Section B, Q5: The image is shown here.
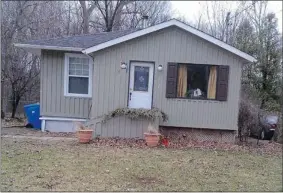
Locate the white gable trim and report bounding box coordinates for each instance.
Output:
[14,43,83,52]
[82,19,256,62]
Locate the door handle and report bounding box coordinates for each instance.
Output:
[129,92,132,100]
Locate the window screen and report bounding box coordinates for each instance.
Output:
[67,56,90,95]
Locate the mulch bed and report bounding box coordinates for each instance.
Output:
[89,137,282,156]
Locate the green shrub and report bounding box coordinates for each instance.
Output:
[101,107,168,123]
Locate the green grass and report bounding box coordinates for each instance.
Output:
[1,138,282,191]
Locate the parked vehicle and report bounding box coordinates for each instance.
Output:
[250,115,278,142]
[259,115,278,140]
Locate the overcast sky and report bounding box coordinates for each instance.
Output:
[171,1,282,32]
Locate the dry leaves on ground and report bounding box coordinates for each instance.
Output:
[90,137,282,156]
[2,117,26,127]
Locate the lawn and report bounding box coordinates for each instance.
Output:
[1,137,282,192]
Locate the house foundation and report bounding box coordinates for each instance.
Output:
[159,126,236,144]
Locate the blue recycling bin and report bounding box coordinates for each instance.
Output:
[24,103,41,129]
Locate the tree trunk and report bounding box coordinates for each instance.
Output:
[79,0,89,34]
[67,1,71,35]
[11,94,20,118]
[260,60,268,109]
[260,98,265,109]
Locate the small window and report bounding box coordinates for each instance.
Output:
[133,66,150,91]
[177,64,217,99]
[64,53,92,97]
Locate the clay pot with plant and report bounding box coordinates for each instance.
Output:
[76,122,93,143]
[144,122,161,147]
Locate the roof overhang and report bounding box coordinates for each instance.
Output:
[14,19,256,63]
[82,19,257,63]
[14,43,83,55]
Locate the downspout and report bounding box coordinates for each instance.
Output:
[82,51,96,138]
[83,52,94,63]
[41,119,46,132]
[83,51,94,121]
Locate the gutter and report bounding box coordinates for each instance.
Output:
[14,43,84,52]
[83,52,95,61]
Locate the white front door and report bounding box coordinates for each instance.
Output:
[128,62,154,109]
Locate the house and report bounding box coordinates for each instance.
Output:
[15,19,256,143]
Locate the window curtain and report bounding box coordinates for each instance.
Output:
[207,66,217,99]
[177,65,187,97]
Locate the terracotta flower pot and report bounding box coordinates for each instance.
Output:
[77,130,93,143]
[144,132,161,147]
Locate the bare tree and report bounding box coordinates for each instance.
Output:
[86,1,172,32]
[122,1,172,29]
[1,1,41,117]
[79,1,96,34]
[1,1,69,117]
[88,0,130,32]
[192,1,247,43]
[2,52,40,118]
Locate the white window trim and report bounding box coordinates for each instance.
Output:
[64,53,93,98]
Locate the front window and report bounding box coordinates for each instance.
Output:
[64,53,92,97]
[177,64,217,99]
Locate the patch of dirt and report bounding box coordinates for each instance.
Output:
[2,117,26,127]
[41,131,76,138]
[1,127,76,138]
[91,137,146,148]
[134,176,164,185]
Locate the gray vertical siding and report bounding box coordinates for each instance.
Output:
[40,26,244,137]
[91,26,244,134]
[40,50,92,118]
[95,117,150,138]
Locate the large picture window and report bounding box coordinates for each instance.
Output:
[166,63,229,101]
[64,53,92,97]
[177,64,218,99]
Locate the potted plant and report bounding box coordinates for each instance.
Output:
[144,123,161,147]
[76,122,93,143]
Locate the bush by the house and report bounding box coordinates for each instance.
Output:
[238,99,282,143]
